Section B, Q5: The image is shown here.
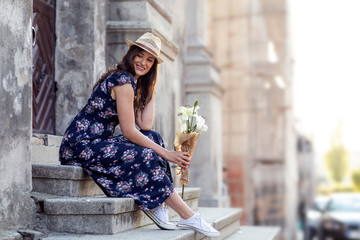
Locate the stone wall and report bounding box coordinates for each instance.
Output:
[0,0,34,230]
[55,0,106,135]
[184,0,224,207]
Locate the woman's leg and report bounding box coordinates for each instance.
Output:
[139,131,193,218]
[165,191,195,219]
[166,190,220,237]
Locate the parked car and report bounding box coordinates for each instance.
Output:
[319,193,360,240]
[305,196,330,240]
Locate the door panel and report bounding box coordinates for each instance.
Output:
[32,0,56,134]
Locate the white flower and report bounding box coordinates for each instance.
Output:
[179,113,189,123]
[179,122,188,133]
[193,105,200,114]
[177,106,192,116]
[194,115,208,132]
[177,105,199,116]
[176,100,207,133]
[177,116,188,132]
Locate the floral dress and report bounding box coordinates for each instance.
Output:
[59,71,174,210]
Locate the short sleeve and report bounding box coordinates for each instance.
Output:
[105,71,137,98]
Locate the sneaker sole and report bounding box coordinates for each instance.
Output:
[177,224,220,237]
[143,210,177,230]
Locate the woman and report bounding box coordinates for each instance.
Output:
[59,32,219,237]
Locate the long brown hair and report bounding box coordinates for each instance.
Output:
[93,45,158,114]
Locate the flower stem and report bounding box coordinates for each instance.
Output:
[189,101,198,133]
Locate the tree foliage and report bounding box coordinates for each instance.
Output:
[324,121,349,184]
[352,170,360,191]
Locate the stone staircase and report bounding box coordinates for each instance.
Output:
[28,135,280,240]
[32,164,104,197]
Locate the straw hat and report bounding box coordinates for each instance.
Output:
[126,32,163,63]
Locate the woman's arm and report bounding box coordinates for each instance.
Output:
[113,84,190,168]
[135,94,155,131]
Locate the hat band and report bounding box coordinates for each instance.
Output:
[135,42,159,58]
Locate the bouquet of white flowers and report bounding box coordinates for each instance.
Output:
[174,101,207,197]
[176,100,208,134]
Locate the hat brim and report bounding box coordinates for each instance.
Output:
[126,39,164,63]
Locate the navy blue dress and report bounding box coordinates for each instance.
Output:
[59,71,174,210]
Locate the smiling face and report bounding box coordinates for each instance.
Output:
[133,50,155,80]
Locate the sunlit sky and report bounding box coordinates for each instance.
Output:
[290,0,360,159]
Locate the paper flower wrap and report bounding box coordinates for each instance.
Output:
[174,101,207,186]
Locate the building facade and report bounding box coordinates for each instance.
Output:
[207,0,297,238]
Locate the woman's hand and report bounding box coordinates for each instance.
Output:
[165,151,191,168]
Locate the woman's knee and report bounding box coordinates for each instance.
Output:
[141,130,164,144]
[141,129,158,135]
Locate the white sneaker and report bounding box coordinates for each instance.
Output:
[177,213,220,237]
[143,204,176,230]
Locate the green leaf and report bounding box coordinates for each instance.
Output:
[192,124,197,132]
[324,121,349,184]
[352,170,360,191]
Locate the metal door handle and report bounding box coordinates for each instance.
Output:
[32,27,36,47]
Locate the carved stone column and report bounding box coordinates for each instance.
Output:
[185,0,224,207]
[55,0,106,135]
[0,0,33,230]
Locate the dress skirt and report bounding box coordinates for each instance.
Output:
[61,130,174,210]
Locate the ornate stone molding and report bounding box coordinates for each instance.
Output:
[185,81,225,99]
[145,0,172,23]
[107,21,178,61]
[109,0,172,24]
[106,0,178,62]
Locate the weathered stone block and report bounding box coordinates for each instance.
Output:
[55,0,106,135]
[31,135,62,164]
[43,197,144,234]
[17,229,43,240]
[0,0,33,231]
[44,198,136,215]
[0,231,23,240]
[42,188,200,234]
[32,164,104,197]
[39,207,242,239]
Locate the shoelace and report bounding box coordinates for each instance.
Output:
[197,214,212,231]
[160,206,169,222]
[153,205,169,222]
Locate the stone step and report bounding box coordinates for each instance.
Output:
[0,230,43,240]
[0,231,22,240]
[32,163,105,197]
[40,207,242,240]
[33,187,201,235]
[225,226,281,240]
[32,134,63,164]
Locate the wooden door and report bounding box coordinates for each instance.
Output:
[32,0,56,134]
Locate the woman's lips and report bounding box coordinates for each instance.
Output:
[136,64,145,71]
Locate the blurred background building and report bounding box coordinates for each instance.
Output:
[208,1,299,239]
[0,0,309,239]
